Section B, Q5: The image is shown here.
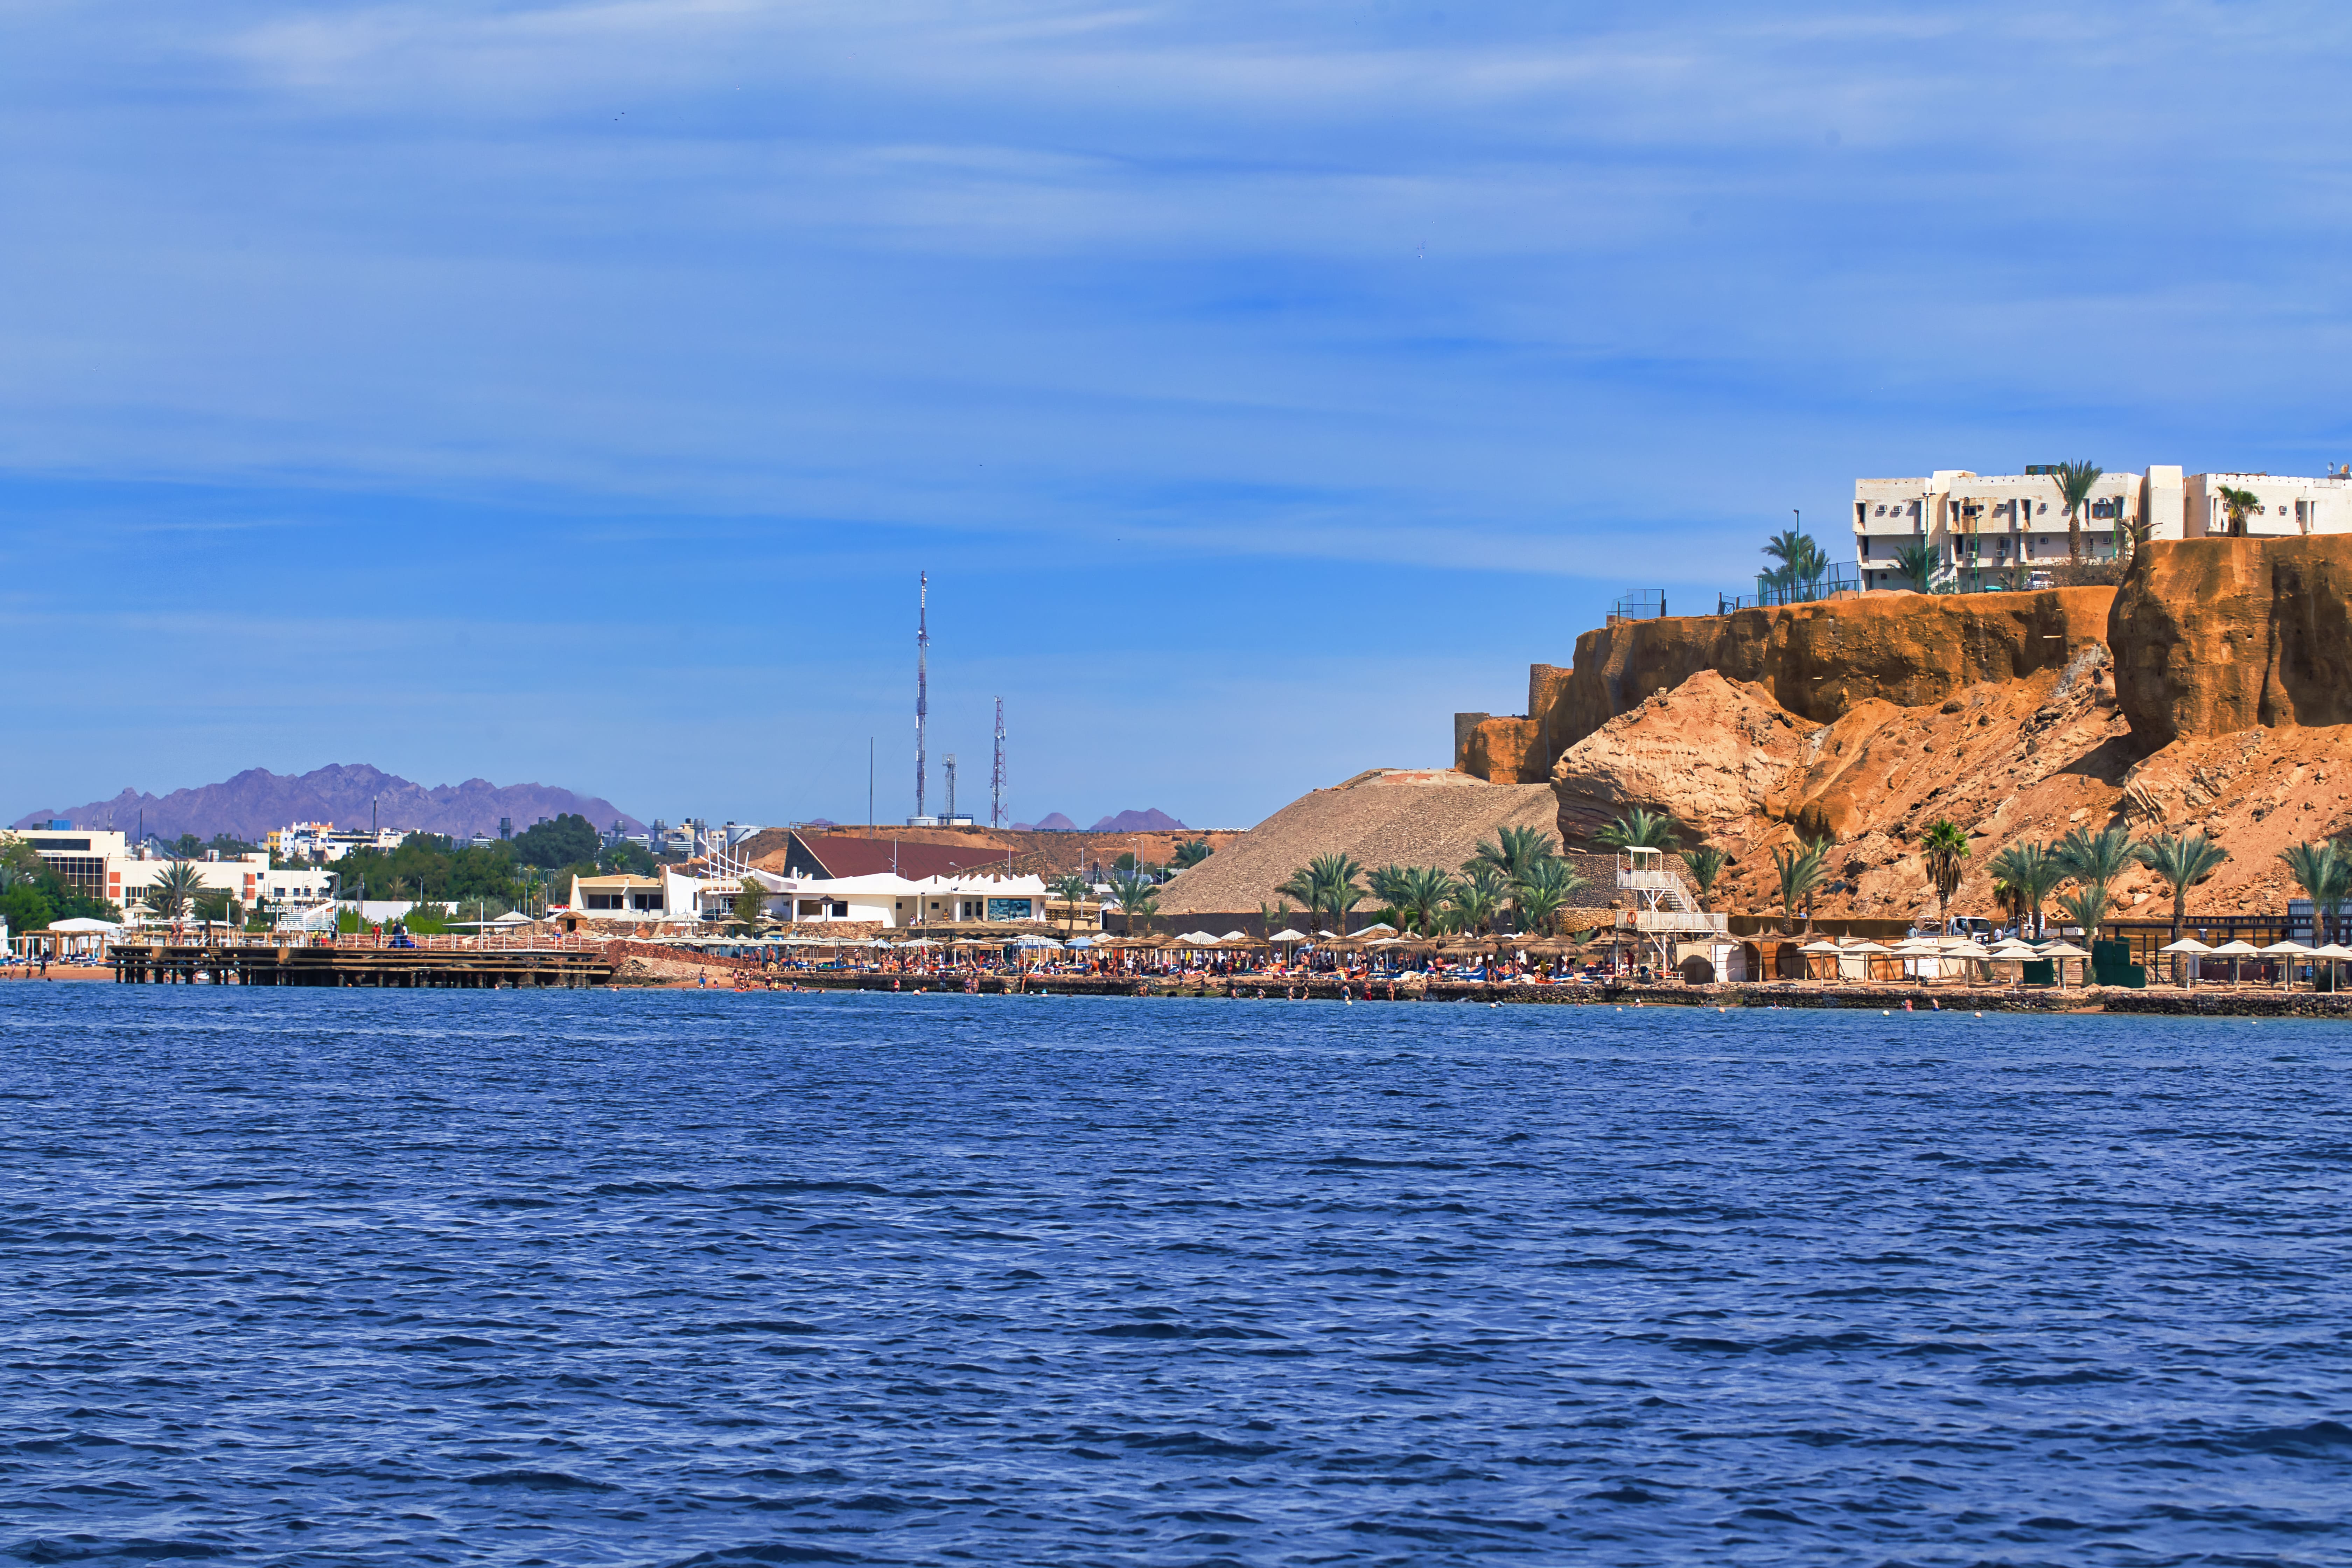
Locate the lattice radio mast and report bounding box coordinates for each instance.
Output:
[990,697,1005,828]
[914,572,929,822]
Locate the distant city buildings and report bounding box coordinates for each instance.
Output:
[15,827,322,919]
[267,822,406,862]
[1853,465,2352,593]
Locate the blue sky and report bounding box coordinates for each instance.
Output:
[6,2,2351,829]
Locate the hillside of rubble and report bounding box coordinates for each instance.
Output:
[1462,535,2352,922]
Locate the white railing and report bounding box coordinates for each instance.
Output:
[1622,910,1729,933]
[1618,865,1702,913]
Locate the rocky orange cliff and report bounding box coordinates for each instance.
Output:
[1460,536,2352,923]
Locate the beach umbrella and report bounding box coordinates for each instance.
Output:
[2036,938,2092,986]
[1267,928,1310,944]
[2261,939,2310,990]
[2159,935,2213,987]
[2310,941,2352,994]
[2208,938,2261,986]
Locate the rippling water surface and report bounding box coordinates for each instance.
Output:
[5,985,2351,1566]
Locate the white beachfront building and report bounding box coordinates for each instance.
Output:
[562,867,1048,928]
[1854,465,2352,593]
[7,827,328,923]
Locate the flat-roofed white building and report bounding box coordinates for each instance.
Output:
[8,827,321,921]
[557,868,1048,929]
[1855,463,2352,593]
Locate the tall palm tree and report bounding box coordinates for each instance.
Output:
[1762,526,1829,600]
[1366,863,1414,917]
[1920,819,1971,929]
[1471,826,1558,885]
[1682,846,1727,909]
[1986,840,2062,939]
[2056,883,2112,950]
[2136,832,2228,943]
[2052,460,2104,562]
[1106,866,1158,938]
[1048,873,1091,937]
[2056,824,2137,890]
[1594,808,1681,853]
[1892,540,1931,591]
[1770,840,1827,934]
[1285,851,1364,936]
[1511,857,1590,938]
[2281,840,2348,947]
[1449,865,1505,940]
[2217,484,2261,538]
[1397,866,1457,936]
[148,860,204,923]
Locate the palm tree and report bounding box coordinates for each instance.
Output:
[2281,840,2348,947]
[1172,839,1213,869]
[1920,819,1971,929]
[1106,866,1158,938]
[1594,808,1681,853]
[1396,866,1457,935]
[1445,875,1499,937]
[1762,526,1829,601]
[2052,460,2104,562]
[1284,851,1364,936]
[1511,857,1589,937]
[2056,824,2137,890]
[1892,540,1931,591]
[1366,863,1414,918]
[1471,826,1558,885]
[1770,840,1827,934]
[1683,846,1727,909]
[1986,840,2061,938]
[1048,873,1091,937]
[2056,882,2112,950]
[148,860,204,923]
[2217,484,2261,538]
[2136,832,2228,943]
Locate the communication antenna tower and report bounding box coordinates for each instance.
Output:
[991,697,1005,828]
[914,572,929,821]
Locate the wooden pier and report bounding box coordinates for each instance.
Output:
[112,933,612,988]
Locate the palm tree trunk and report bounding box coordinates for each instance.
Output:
[2069,507,2081,562]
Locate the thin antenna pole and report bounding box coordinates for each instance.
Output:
[869,738,875,838]
[991,696,1005,829]
[915,572,929,822]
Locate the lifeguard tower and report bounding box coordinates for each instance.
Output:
[1615,845,1731,977]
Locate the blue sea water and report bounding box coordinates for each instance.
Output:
[2,986,2350,1567]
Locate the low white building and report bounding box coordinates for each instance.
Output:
[559,867,1048,928]
[9,828,321,922]
[1854,464,2352,593]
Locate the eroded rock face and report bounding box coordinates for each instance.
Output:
[2113,536,2352,744]
[1542,588,2115,762]
[1463,716,1543,783]
[1551,671,1808,841]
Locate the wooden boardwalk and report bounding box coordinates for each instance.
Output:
[113,934,611,988]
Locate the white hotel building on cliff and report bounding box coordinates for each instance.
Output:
[1854,466,2352,593]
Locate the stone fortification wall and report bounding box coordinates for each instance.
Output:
[2112,534,2352,744]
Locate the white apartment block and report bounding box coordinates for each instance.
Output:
[1854,465,2352,593]
[11,828,330,921]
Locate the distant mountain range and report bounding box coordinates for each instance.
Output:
[13,764,645,843]
[1011,808,1188,833]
